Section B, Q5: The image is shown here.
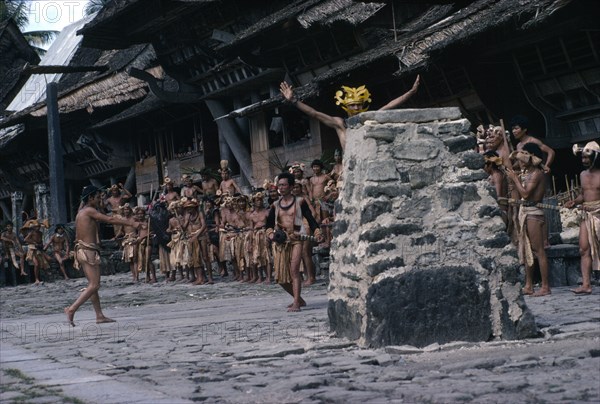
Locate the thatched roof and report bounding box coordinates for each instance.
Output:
[91,91,165,129]
[0,124,24,149]
[0,41,160,130]
[220,0,574,118]
[0,20,40,114]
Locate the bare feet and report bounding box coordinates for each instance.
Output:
[303,278,316,286]
[287,298,306,308]
[96,316,116,324]
[571,287,592,295]
[20,271,27,276]
[287,304,301,312]
[64,307,75,327]
[522,288,534,296]
[532,288,551,297]
[193,279,206,285]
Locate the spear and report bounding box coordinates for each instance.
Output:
[552,175,557,196]
[565,175,571,200]
[144,214,151,276]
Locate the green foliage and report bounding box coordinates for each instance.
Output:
[1,0,57,56]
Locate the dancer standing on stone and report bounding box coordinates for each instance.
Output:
[65,185,139,326]
[506,144,551,297]
[280,76,419,151]
[566,141,600,295]
[23,220,51,285]
[266,172,322,312]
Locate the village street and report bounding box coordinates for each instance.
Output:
[0,271,599,403]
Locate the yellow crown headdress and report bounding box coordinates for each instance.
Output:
[334,85,372,114]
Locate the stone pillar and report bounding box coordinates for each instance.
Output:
[34,183,50,223]
[328,108,537,348]
[10,191,23,230]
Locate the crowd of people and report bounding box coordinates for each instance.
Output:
[479,116,600,297]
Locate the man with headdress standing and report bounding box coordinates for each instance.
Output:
[566,141,600,295]
[44,224,71,280]
[162,177,180,204]
[280,76,419,151]
[65,185,139,326]
[23,219,51,285]
[180,174,202,199]
[201,168,219,197]
[104,183,132,239]
[506,143,550,297]
[219,160,242,196]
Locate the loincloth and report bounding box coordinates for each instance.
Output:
[122,232,137,263]
[158,244,172,273]
[187,238,201,268]
[517,206,545,267]
[73,241,101,270]
[26,244,50,269]
[582,200,600,271]
[136,239,150,273]
[272,237,303,284]
[252,228,270,267]
[167,231,188,267]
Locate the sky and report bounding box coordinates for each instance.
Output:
[24,0,90,46]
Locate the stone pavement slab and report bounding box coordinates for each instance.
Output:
[1,273,599,403]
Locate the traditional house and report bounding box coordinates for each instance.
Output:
[78,0,598,189]
[2,0,598,223]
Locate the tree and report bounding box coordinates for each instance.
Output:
[0,0,58,56]
[85,0,112,16]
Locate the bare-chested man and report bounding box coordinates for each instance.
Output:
[23,220,51,285]
[330,149,344,187]
[166,201,186,281]
[182,198,212,285]
[266,173,323,312]
[201,169,219,196]
[566,141,600,295]
[248,191,270,283]
[134,206,156,284]
[506,143,550,297]
[280,76,419,151]
[44,225,70,280]
[227,195,250,281]
[65,185,139,326]
[511,115,555,174]
[162,177,180,204]
[292,183,317,285]
[104,183,132,238]
[180,175,202,199]
[219,161,242,196]
[119,204,139,282]
[1,222,26,277]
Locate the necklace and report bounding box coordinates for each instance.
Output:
[278,197,295,211]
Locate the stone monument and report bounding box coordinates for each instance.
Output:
[328,108,537,348]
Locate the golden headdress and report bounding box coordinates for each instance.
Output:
[168,201,180,212]
[183,198,199,208]
[163,177,173,186]
[133,206,146,215]
[334,85,371,115]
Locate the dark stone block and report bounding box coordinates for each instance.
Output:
[341,272,362,282]
[365,183,412,198]
[458,152,485,170]
[409,165,441,189]
[333,219,349,236]
[411,233,437,246]
[417,125,433,135]
[397,196,431,218]
[479,233,511,248]
[365,126,405,142]
[366,242,396,257]
[360,200,392,225]
[438,120,470,135]
[359,223,422,243]
[328,299,362,340]
[348,157,356,171]
[440,185,466,211]
[479,257,495,272]
[443,135,476,153]
[478,205,501,218]
[365,266,492,347]
[458,171,489,182]
[367,256,405,277]
[415,252,439,266]
[342,254,358,265]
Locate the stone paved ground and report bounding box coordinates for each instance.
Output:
[1,272,599,403]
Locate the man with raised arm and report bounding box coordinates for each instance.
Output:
[280,76,419,150]
[64,185,139,327]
